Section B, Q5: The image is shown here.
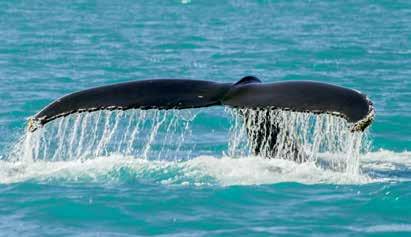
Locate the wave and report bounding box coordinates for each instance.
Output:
[1,150,409,186]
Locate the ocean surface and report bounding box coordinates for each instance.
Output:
[1,0,411,236]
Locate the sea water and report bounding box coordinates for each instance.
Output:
[0,0,410,236]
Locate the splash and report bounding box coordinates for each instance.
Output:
[6,108,370,182]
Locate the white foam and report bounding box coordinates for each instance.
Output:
[362,149,411,168]
[184,155,372,186]
[1,150,409,186]
[351,224,411,233]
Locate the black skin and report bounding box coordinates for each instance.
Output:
[30,76,373,161]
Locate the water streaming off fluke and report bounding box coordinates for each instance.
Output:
[8,108,369,175]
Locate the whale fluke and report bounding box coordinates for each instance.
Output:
[28,77,374,132]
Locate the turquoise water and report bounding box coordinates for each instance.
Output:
[1,0,411,236]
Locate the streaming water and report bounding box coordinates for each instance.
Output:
[7,108,368,175]
[228,108,368,173]
[9,110,198,162]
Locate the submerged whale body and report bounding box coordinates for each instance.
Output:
[28,76,375,159]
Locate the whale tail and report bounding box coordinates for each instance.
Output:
[28,76,375,133]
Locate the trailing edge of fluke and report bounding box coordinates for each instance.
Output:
[28,76,375,133]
